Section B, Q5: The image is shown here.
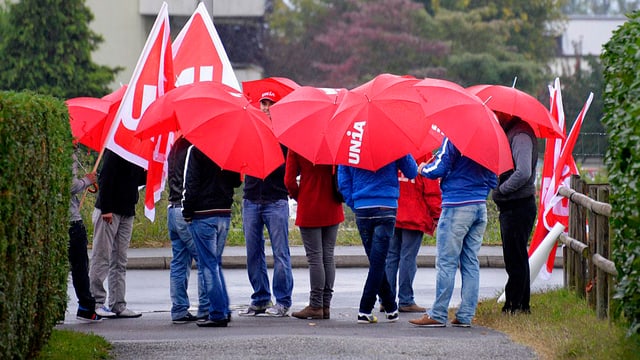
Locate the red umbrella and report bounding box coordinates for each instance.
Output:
[242,77,300,107]
[66,85,127,151]
[467,84,563,139]
[270,86,347,164]
[134,81,240,139]
[414,78,514,175]
[326,73,426,171]
[171,81,285,179]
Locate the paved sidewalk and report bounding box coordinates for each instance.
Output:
[124,245,563,269]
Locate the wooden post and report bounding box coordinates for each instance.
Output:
[586,185,598,309]
[574,177,587,298]
[567,176,579,291]
[596,186,611,320]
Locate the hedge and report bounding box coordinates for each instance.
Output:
[601,11,640,335]
[0,91,72,358]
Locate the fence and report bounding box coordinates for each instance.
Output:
[557,175,616,320]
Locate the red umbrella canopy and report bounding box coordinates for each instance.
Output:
[66,85,127,151]
[171,82,285,179]
[134,81,241,139]
[270,86,347,165]
[414,78,514,175]
[467,84,563,139]
[326,73,426,171]
[242,77,300,107]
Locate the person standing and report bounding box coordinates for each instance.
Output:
[285,151,344,320]
[167,136,209,324]
[182,144,242,328]
[409,138,497,327]
[239,92,294,317]
[338,154,418,324]
[89,149,146,318]
[492,113,538,315]
[69,147,101,323]
[384,163,441,313]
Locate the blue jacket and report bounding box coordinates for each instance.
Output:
[338,154,418,210]
[420,138,497,207]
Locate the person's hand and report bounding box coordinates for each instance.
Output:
[85,172,97,184]
[417,162,427,174]
[102,212,113,224]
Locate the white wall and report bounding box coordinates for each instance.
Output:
[560,16,627,56]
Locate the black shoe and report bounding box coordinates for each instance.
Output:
[196,318,228,327]
[173,313,198,324]
[76,307,102,323]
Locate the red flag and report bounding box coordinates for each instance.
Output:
[529,77,593,277]
[103,3,174,221]
[172,3,240,90]
[137,3,241,220]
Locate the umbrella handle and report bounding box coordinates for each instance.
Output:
[79,149,104,208]
[87,182,99,193]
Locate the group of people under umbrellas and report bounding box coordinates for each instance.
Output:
[67,74,561,327]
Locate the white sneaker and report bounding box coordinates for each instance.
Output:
[115,308,142,318]
[95,305,116,318]
[263,303,289,317]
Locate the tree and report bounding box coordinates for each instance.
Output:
[429,7,548,95]
[265,0,449,88]
[559,56,606,157]
[0,0,120,99]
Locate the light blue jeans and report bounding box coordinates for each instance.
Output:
[188,215,231,321]
[242,199,293,308]
[428,204,487,324]
[385,228,423,307]
[168,206,209,320]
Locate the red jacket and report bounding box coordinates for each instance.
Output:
[284,151,344,227]
[396,170,442,235]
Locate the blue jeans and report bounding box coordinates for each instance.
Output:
[168,207,209,320]
[354,207,398,314]
[428,204,487,324]
[242,199,293,308]
[188,215,231,321]
[385,228,423,307]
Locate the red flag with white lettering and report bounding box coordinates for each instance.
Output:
[103,2,174,221]
[529,78,593,278]
[172,3,240,90]
[136,3,241,220]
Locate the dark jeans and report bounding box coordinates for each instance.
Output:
[497,196,537,312]
[354,207,398,314]
[69,221,96,311]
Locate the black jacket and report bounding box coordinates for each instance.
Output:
[167,137,191,205]
[181,145,242,220]
[95,149,147,216]
[243,145,288,203]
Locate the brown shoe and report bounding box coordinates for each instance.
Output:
[379,304,385,313]
[399,304,426,313]
[409,314,445,327]
[323,307,330,319]
[292,306,323,320]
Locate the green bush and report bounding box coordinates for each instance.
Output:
[601,11,640,335]
[0,91,72,359]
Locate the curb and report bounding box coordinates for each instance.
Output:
[124,251,564,270]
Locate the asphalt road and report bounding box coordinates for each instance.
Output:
[57,266,563,359]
